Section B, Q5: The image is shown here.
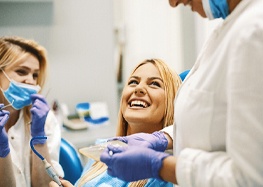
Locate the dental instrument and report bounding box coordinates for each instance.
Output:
[30,136,63,187]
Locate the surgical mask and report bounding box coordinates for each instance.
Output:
[0,69,41,110]
[202,0,229,20]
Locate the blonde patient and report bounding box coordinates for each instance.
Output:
[49,59,181,187]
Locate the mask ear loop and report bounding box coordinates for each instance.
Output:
[0,69,11,82]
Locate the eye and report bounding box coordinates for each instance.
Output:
[128,79,139,85]
[15,69,27,76]
[150,81,161,87]
[33,72,39,80]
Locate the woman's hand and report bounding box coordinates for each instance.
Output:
[0,105,10,157]
[30,94,50,144]
[109,131,168,152]
[49,179,74,187]
[100,145,169,181]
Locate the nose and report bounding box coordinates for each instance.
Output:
[134,87,146,96]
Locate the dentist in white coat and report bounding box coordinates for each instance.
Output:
[100,0,263,186]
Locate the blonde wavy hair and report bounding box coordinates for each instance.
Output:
[0,36,48,131]
[78,59,182,187]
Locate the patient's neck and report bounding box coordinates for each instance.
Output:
[126,122,163,135]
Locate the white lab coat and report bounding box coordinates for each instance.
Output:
[8,110,64,187]
[173,0,263,186]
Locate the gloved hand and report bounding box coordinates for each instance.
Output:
[0,104,10,157]
[100,145,170,182]
[109,131,168,152]
[30,94,50,144]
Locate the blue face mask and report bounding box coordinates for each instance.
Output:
[1,70,41,110]
[202,0,229,20]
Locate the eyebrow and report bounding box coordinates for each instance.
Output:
[15,65,40,72]
[130,76,163,82]
[148,77,163,83]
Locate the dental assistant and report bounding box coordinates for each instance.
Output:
[0,36,63,187]
[100,0,263,186]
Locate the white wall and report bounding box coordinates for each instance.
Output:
[0,0,118,126]
[114,0,184,84]
[113,1,223,85]
[0,0,222,129]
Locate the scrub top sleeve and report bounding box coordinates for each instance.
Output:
[161,125,173,141]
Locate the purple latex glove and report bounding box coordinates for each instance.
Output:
[0,104,10,157]
[30,94,50,144]
[109,131,168,152]
[100,145,170,182]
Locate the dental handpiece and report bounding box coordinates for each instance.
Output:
[43,159,63,187]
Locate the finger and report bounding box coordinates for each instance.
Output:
[100,148,111,164]
[0,110,10,116]
[31,99,42,109]
[30,107,37,115]
[61,179,74,187]
[108,136,127,144]
[107,168,116,177]
[31,94,48,105]
[31,99,49,111]
[0,114,9,127]
[107,144,126,153]
[49,181,58,187]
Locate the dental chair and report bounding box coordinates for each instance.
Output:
[59,138,83,184]
[179,69,190,81]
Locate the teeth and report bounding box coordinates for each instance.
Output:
[130,100,148,108]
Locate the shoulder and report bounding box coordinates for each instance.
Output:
[232,0,263,38]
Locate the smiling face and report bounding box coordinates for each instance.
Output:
[121,62,166,135]
[169,0,207,18]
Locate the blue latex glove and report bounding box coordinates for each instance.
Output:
[100,145,170,182]
[30,94,50,144]
[109,131,168,152]
[0,104,10,157]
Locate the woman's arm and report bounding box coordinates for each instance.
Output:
[159,155,177,184]
[30,95,63,187]
[31,143,54,187]
[0,154,16,187]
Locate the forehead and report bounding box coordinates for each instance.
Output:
[132,63,161,78]
[7,53,40,71]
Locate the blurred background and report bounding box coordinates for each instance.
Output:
[0,0,222,147]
